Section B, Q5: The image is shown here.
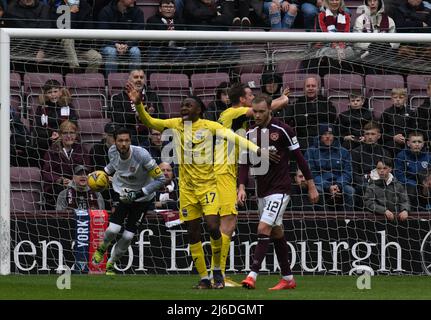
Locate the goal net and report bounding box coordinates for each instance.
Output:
[1,28,431,276]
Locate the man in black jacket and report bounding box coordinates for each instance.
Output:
[98,0,145,75]
[415,79,431,147]
[284,76,338,151]
[110,69,164,145]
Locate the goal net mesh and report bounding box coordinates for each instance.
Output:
[7,34,431,276]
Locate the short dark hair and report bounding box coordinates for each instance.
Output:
[252,94,272,107]
[159,0,175,5]
[228,83,249,105]
[113,127,132,140]
[363,121,380,131]
[408,131,424,139]
[349,93,364,100]
[377,157,393,169]
[215,81,230,100]
[185,95,206,113]
[42,79,62,93]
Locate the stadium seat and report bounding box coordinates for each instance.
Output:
[324,74,364,114]
[369,97,393,120]
[65,73,106,95]
[73,96,106,119]
[107,72,131,97]
[240,73,262,95]
[282,73,321,97]
[79,118,111,143]
[10,167,42,213]
[235,46,269,74]
[407,75,431,110]
[274,58,302,74]
[191,72,230,107]
[149,73,191,116]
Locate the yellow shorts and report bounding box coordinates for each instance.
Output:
[216,174,238,217]
[179,181,220,222]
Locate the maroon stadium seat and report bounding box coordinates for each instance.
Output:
[79,118,111,143]
[191,72,230,107]
[407,75,431,109]
[65,73,106,95]
[282,73,321,97]
[10,72,23,110]
[324,74,364,114]
[107,72,132,96]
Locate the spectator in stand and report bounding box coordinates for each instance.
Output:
[263,0,298,30]
[391,0,431,59]
[51,0,103,73]
[304,124,354,211]
[228,0,252,28]
[146,129,163,164]
[381,87,417,157]
[205,81,231,121]
[152,162,179,210]
[314,0,355,60]
[337,93,373,150]
[89,122,116,210]
[111,69,164,145]
[284,76,338,151]
[418,169,431,210]
[183,0,232,30]
[364,157,409,221]
[10,108,35,167]
[415,79,431,147]
[351,121,390,205]
[97,0,145,75]
[261,71,284,118]
[353,0,398,60]
[301,0,324,30]
[289,169,321,211]
[4,0,52,69]
[394,131,431,212]
[56,164,105,211]
[33,80,78,166]
[42,120,91,210]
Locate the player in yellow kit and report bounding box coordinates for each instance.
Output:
[126,82,278,289]
[213,83,289,286]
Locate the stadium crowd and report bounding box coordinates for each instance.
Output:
[5,0,431,216]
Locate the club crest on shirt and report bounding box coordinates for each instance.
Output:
[270,132,279,141]
[422,161,429,169]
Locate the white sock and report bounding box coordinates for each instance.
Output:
[282,275,293,281]
[248,271,258,280]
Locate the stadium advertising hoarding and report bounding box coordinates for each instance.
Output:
[10,213,431,275]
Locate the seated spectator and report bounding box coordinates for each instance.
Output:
[33,80,78,166]
[42,120,91,210]
[285,76,338,151]
[111,69,164,145]
[263,0,298,30]
[314,0,355,60]
[301,0,324,30]
[353,0,398,60]
[183,0,232,30]
[56,165,105,211]
[10,108,35,167]
[289,169,321,211]
[351,121,390,202]
[415,79,431,147]
[304,124,354,211]
[53,0,102,73]
[337,93,373,150]
[394,131,431,211]
[152,162,179,210]
[391,0,431,59]
[205,81,230,121]
[89,122,116,210]
[98,0,145,75]
[4,0,52,70]
[418,169,431,210]
[261,71,283,100]
[381,87,416,156]
[364,157,409,221]
[147,129,163,163]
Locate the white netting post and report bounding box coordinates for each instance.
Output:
[0,29,11,275]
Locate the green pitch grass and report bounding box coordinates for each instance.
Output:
[0,275,430,300]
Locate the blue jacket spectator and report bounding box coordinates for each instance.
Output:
[305,124,354,210]
[394,149,431,187]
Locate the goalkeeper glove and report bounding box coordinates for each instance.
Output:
[120,189,145,203]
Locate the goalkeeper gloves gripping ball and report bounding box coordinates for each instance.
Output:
[120,189,145,203]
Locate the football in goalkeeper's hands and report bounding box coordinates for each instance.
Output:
[87,170,109,192]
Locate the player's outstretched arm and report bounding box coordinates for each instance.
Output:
[125,81,172,132]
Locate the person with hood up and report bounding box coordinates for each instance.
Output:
[364,157,410,221]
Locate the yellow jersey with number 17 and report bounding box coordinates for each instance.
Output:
[214,106,250,177]
[135,102,258,190]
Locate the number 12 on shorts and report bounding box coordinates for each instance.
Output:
[265,201,280,213]
[205,192,216,204]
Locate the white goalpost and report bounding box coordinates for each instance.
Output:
[2,28,431,276]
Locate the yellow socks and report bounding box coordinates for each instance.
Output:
[190,242,208,279]
[220,233,231,275]
[210,236,222,270]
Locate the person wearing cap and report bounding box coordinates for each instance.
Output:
[56,165,105,211]
[90,122,117,210]
[304,124,355,211]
